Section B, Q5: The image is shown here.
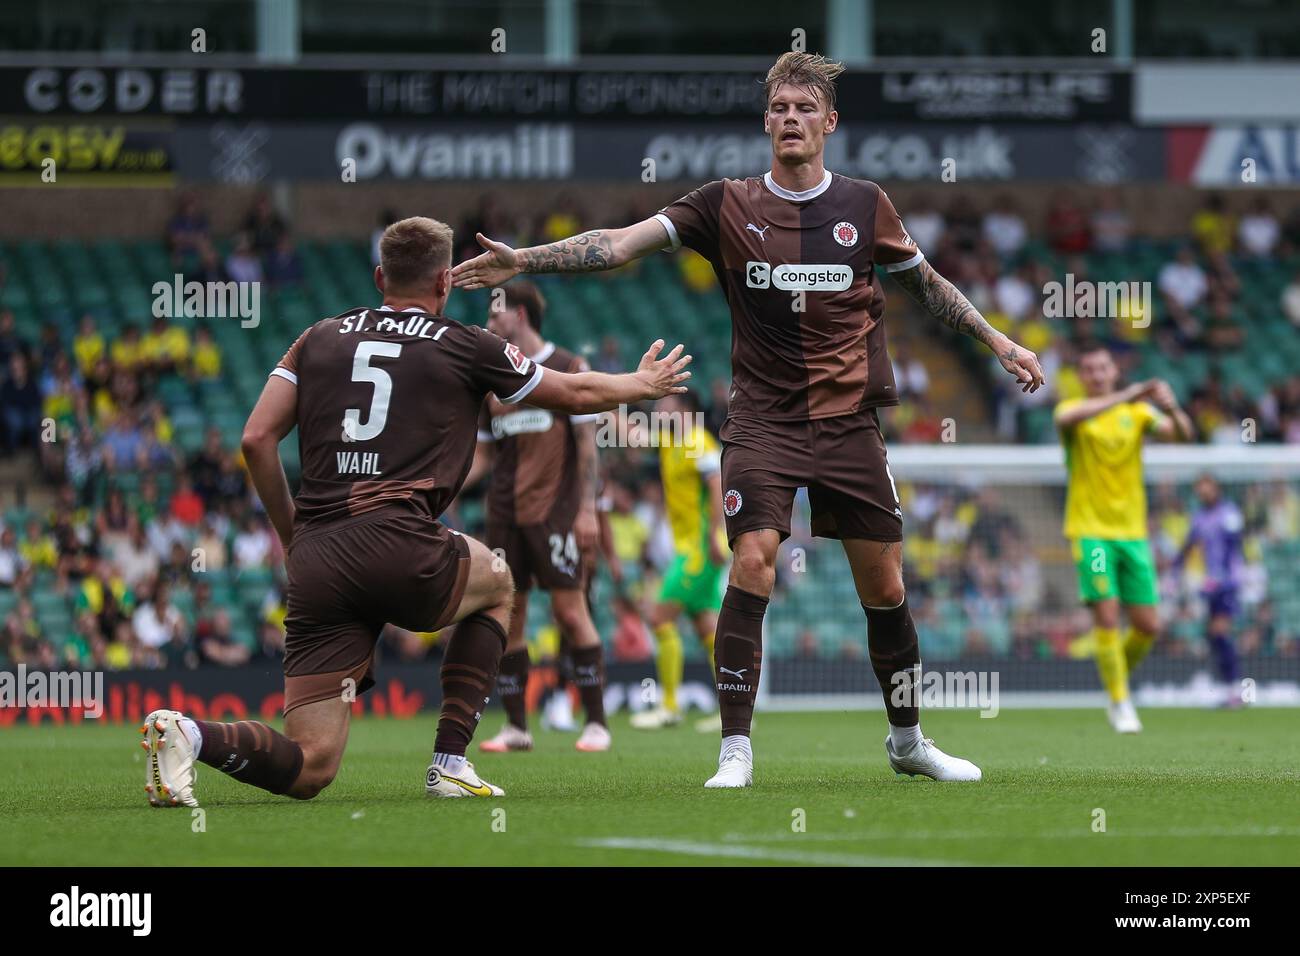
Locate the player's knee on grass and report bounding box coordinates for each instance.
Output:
[286,745,342,800]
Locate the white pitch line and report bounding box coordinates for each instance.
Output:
[720,825,1300,842]
[575,837,974,866]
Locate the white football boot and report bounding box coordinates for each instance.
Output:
[478,724,534,753]
[704,739,753,788]
[629,706,683,730]
[886,735,983,781]
[1107,698,1143,734]
[141,709,199,807]
[425,761,505,798]
[575,722,612,752]
[541,690,577,732]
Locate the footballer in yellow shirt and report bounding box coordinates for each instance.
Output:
[1055,345,1194,733]
[631,391,728,730]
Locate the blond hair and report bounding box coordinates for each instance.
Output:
[379,216,453,290]
[764,52,845,111]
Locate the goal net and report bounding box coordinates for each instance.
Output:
[755,444,1300,713]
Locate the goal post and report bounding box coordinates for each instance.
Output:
[758,443,1300,712]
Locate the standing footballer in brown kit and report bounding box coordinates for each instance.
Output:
[460,279,613,754]
[137,216,692,806]
[453,52,1045,787]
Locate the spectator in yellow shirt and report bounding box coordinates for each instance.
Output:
[190,325,222,380]
[41,353,80,432]
[110,323,146,371]
[539,193,583,244]
[141,316,190,373]
[72,314,105,376]
[19,517,58,571]
[1191,193,1235,256]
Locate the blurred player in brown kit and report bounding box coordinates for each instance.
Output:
[137,217,691,805]
[461,280,612,753]
[454,53,1044,787]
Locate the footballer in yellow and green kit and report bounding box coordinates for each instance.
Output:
[658,425,727,616]
[1059,397,1161,608]
[1056,346,1194,734]
[631,395,728,730]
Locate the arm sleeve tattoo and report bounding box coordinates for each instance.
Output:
[517,231,616,274]
[890,260,1008,354]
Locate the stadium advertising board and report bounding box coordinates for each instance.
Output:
[1168,125,1300,185]
[161,120,1164,183]
[868,69,1130,122]
[0,661,716,726]
[0,119,173,184]
[0,65,1132,123]
[6,657,1295,725]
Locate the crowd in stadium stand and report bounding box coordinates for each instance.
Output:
[892,189,1300,444]
[2,188,1300,668]
[0,193,303,671]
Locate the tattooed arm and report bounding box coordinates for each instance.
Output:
[890,260,1045,393]
[452,218,670,289]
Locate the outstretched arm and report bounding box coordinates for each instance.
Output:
[890,260,1045,393]
[452,218,671,290]
[526,339,692,416]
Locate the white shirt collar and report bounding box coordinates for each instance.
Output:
[530,341,556,363]
[378,304,428,313]
[763,169,833,202]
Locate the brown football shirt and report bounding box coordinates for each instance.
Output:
[655,171,922,421]
[478,342,596,528]
[273,305,544,531]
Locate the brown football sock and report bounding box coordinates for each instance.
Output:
[863,598,921,727]
[496,648,530,730]
[714,586,768,737]
[570,644,607,726]
[435,612,508,757]
[196,720,304,795]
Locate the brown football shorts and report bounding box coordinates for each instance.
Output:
[486,517,584,591]
[718,408,903,544]
[282,506,470,714]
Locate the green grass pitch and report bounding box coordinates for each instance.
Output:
[2,708,1297,866]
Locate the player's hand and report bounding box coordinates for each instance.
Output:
[995,337,1045,393]
[1126,379,1158,401]
[574,506,599,558]
[636,339,692,399]
[450,233,520,290]
[1148,379,1178,411]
